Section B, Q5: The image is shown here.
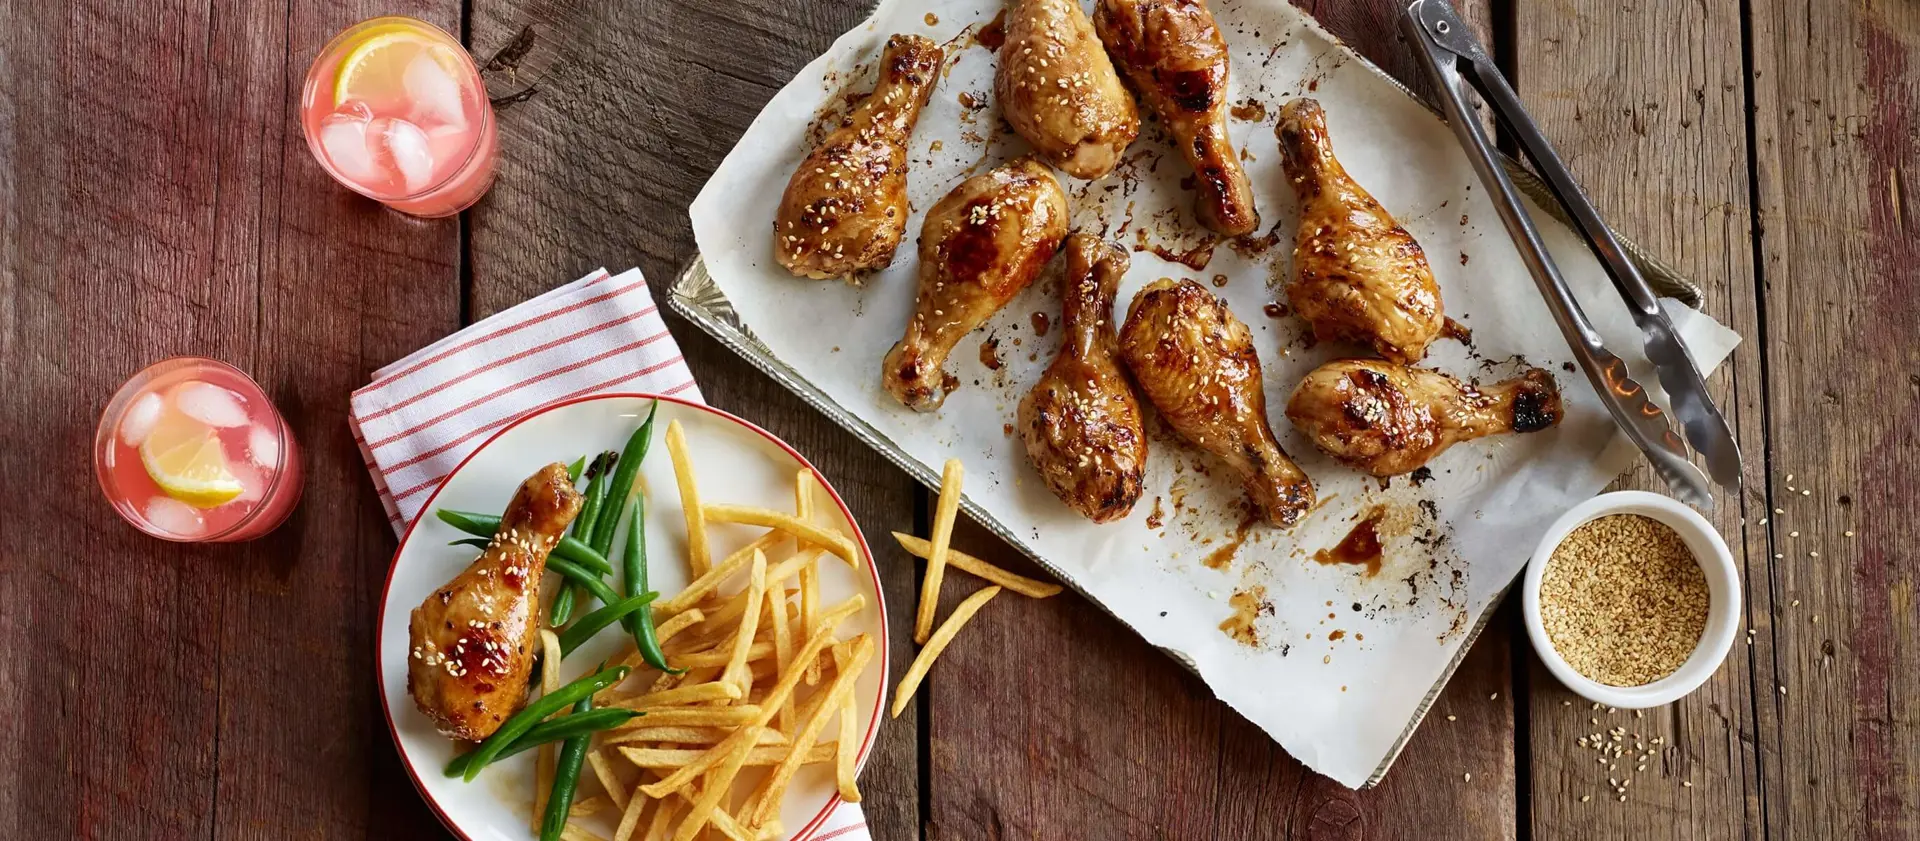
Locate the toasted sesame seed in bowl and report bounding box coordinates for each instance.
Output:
[1522,491,1741,709]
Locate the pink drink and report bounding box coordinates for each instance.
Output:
[300,17,497,217]
[94,358,305,542]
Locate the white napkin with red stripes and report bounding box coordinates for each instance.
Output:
[350,267,873,841]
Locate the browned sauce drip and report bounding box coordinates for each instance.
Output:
[1314,508,1386,576]
[1210,273,1229,288]
[1328,629,1346,641]
[1262,302,1289,318]
[1229,99,1268,122]
[1146,496,1167,529]
[976,9,1007,51]
[1202,512,1259,570]
[978,337,1003,370]
[924,12,939,25]
[957,91,979,110]
[1002,423,1014,437]
[1030,311,1050,336]
[1146,239,1216,271]
[1442,317,1473,344]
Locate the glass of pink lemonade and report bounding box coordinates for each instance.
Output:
[300,16,497,217]
[94,358,305,542]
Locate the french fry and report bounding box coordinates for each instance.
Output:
[588,748,631,812]
[796,471,823,686]
[721,550,768,695]
[569,795,612,817]
[667,641,774,670]
[702,504,860,569]
[612,786,649,841]
[613,726,789,746]
[535,629,565,828]
[666,420,710,576]
[891,532,1064,598]
[834,647,862,802]
[638,614,865,799]
[654,607,705,644]
[767,586,794,731]
[617,742,835,768]
[606,705,763,732]
[893,586,1001,718]
[747,635,875,828]
[560,824,611,841]
[635,795,679,841]
[915,459,965,644]
[621,681,742,708]
[672,725,762,841]
[655,535,780,616]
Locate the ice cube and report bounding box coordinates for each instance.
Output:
[174,381,249,427]
[369,117,435,193]
[229,464,266,504]
[403,50,467,128]
[318,112,380,184]
[120,391,165,447]
[248,425,280,467]
[145,497,206,537]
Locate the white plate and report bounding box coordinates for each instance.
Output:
[378,393,887,841]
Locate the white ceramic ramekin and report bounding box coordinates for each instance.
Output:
[1522,491,1741,708]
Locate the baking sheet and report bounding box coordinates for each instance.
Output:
[683,0,1739,787]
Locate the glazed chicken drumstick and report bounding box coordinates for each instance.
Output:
[997,0,1140,179]
[1094,0,1258,236]
[408,463,582,741]
[1278,97,1444,363]
[1119,278,1315,526]
[774,34,944,280]
[1018,234,1147,523]
[883,158,1069,411]
[1286,359,1564,477]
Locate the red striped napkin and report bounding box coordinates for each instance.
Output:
[350,268,699,533]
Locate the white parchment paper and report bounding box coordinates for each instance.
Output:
[689,0,1739,787]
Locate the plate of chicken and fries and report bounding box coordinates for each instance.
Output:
[378,395,930,841]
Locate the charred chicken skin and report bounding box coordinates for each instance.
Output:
[1277,98,1444,364]
[997,0,1141,179]
[883,158,1069,411]
[1019,234,1147,522]
[408,463,582,741]
[1094,0,1258,236]
[774,34,945,280]
[1285,359,1564,476]
[1119,278,1314,526]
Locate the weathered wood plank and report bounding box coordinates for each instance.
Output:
[0,0,462,838]
[923,2,1515,838]
[1510,1,1768,838]
[463,1,926,838]
[1746,1,1920,837]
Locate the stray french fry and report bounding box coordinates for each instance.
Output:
[703,504,860,569]
[618,742,835,768]
[915,459,965,644]
[614,726,789,746]
[891,532,1063,598]
[606,705,763,732]
[722,550,769,694]
[748,635,875,827]
[587,749,630,812]
[666,420,710,576]
[672,725,762,841]
[893,586,1001,718]
[639,615,865,799]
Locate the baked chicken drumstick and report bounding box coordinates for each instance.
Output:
[774,34,944,280]
[1278,97,1444,363]
[997,0,1140,179]
[883,158,1069,411]
[1094,0,1257,236]
[1119,278,1315,526]
[1018,234,1147,522]
[1285,359,1563,477]
[408,463,582,741]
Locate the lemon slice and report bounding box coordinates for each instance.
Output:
[141,417,244,508]
[332,25,462,108]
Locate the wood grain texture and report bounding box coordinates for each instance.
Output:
[461,1,926,838]
[0,0,460,839]
[1511,1,1768,838]
[1746,0,1920,838]
[923,2,1515,839]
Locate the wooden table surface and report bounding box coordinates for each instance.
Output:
[4,0,1915,838]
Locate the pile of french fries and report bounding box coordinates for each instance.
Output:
[543,419,875,841]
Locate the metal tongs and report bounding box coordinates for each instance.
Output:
[1402,0,1741,509]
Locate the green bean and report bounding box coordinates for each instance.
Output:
[434,509,613,575]
[460,665,629,782]
[442,708,638,778]
[589,401,659,553]
[556,452,619,626]
[547,557,622,607]
[557,592,657,657]
[541,696,593,841]
[448,537,489,550]
[624,502,677,673]
[565,456,586,484]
